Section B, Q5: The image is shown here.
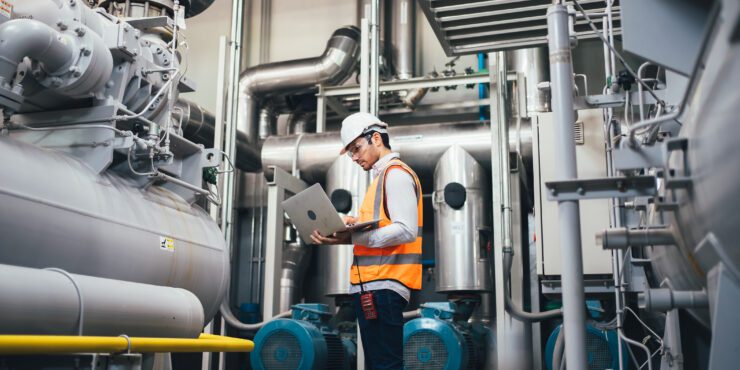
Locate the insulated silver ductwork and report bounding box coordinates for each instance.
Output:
[262,120,532,185]
[391,0,415,80]
[176,98,262,171]
[287,109,316,135]
[279,241,312,312]
[0,136,229,323]
[0,264,205,338]
[507,48,550,113]
[433,146,491,292]
[237,26,361,144]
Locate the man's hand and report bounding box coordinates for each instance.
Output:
[310,229,351,245]
[342,215,358,226]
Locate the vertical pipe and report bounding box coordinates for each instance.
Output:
[223,0,244,263]
[602,4,623,368]
[547,5,588,370]
[391,0,415,80]
[204,35,228,370]
[478,53,487,121]
[370,0,380,116]
[359,18,370,114]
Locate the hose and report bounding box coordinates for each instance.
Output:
[219,301,291,332]
[503,250,563,322]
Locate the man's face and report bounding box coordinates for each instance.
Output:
[346,133,379,171]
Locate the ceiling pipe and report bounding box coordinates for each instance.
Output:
[237,26,361,145]
[391,0,415,80]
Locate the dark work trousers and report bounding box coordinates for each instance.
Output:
[353,289,407,370]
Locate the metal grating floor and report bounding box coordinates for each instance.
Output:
[418,0,621,56]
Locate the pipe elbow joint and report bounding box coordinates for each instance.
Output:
[0,19,75,82]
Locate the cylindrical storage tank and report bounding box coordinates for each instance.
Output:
[0,264,204,337]
[433,146,491,292]
[318,156,369,296]
[0,136,228,322]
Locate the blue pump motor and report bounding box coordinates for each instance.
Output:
[251,304,356,370]
[403,302,489,370]
[544,323,626,370]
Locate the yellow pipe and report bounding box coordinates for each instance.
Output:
[0,333,254,355]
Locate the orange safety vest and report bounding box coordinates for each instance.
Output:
[350,158,423,290]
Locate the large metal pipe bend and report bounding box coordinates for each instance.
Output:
[237,26,360,144]
[239,26,360,97]
[0,19,75,83]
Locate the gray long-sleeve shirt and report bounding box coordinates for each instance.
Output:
[349,153,418,302]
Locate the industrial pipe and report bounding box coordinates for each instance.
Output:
[176,98,261,171]
[262,120,533,184]
[237,26,360,143]
[0,333,253,355]
[596,227,676,249]
[503,251,563,322]
[279,241,312,312]
[0,264,204,338]
[0,19,74,82]
[286,109,316,135]
[219,302,292,332]
[638,288,709,312]
[391,0,415,79]
[547,5,589,369]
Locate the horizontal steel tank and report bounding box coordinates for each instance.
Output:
[433,146,491,292]
[0,136,228,321]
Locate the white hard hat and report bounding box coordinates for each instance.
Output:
[339,112,389,154]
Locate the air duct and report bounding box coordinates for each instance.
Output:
[262,120,533,185]
[237,26,360,144]
[391,0,415,80]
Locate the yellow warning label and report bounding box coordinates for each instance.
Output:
[0,0,12,19]
[159,237,175,252]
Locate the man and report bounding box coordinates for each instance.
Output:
[310,112,422,370]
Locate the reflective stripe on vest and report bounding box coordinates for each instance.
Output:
[350,158,423,290]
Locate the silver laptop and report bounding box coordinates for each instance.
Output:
[282,183,380,244]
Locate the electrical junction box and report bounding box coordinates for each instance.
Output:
[532,109,613,278]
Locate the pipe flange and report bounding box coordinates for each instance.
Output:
[34,25,113,97]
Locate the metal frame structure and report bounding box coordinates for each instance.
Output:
[418,0,622,56]
[260,166,308,320]
[315,73,490,132]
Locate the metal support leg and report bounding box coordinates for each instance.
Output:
[547,5,588,369]
[660,309,684,370]
[262,166,307,319]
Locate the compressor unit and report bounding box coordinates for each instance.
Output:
[251,304,356,370]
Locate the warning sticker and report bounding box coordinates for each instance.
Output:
[0,0,12,19]
[159,237,175,252]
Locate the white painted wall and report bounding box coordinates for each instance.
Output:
[179,0,233,113]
